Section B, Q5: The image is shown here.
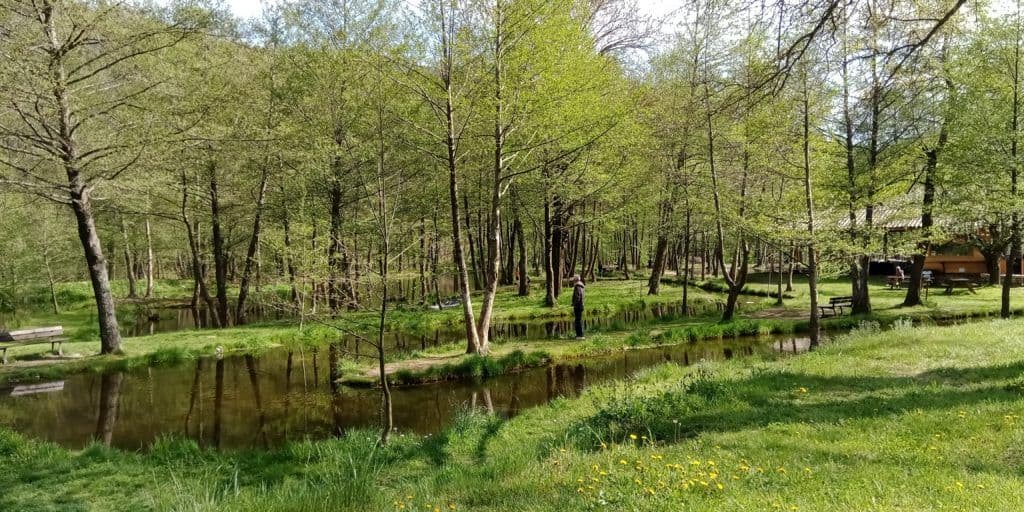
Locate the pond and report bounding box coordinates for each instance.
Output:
[0,333,817,451]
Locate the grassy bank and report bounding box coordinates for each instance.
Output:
[0,279,740,385]
[3,318,1024,510]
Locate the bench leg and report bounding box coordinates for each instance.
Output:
[52,341,63,357]
[1,347,6,365]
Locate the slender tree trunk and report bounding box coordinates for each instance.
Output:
[543,189,556,306]
[236,168,270,324]
[181,171,220,328]
[515,210,528,296]
[283,206,298,304]
[377,268,394,444]
[776,246,783,305]
[438,27,481,352]
[985,246,1002,285]
[328,179,345,313]
[786,243,795,292]
[647,231,669,295]
[71,188,123,352]
[42,244,60,314]
[463,194,482,291]
[1004,19,1023,318]
[144,218,154,298]
[419,219,427,304]
[801,69,821,346]
[840,15,871,315]
[209,165,230,327]
[552,196,566,294]
[904,139,941,306]
[682,208,691,314]
[120,217,137,299]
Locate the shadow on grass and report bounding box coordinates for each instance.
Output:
[571,360,1024,448]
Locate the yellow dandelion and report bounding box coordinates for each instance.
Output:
[630,434,638,440]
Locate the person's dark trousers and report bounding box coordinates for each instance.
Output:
[573,308,584,338]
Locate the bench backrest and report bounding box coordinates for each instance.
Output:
[829,296,854,304]
[0,326,63,342]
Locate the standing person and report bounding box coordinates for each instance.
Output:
[571,275,586,340]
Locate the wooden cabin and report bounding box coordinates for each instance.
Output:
[924,241,1023,276]
[838,196,1024,279]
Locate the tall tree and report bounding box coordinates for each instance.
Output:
[0,0,198,352]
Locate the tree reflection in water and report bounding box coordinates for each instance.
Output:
[94,371,122,446]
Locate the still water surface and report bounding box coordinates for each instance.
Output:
[0,334,814,451]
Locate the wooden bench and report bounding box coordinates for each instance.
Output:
[818,296,853,318]
[0,326,66,364]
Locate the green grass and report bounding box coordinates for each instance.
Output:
[3,317,1024,510]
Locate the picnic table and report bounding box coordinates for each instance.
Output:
[942,278,977,295]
